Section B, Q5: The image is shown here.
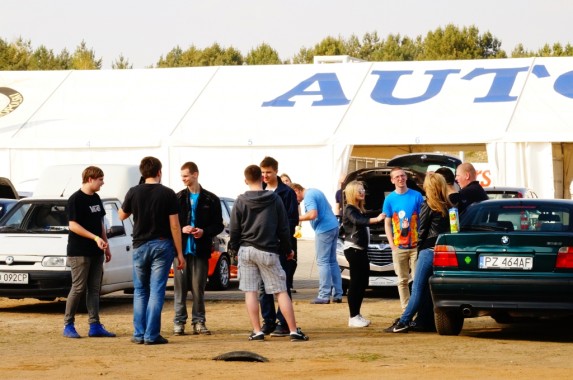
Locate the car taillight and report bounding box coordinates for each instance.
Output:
[556,247,573,269]
[433,245,458,267]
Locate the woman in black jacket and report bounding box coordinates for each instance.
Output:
[342,181,385,328]
[384,172,452,333]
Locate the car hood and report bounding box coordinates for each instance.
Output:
[0,177,19,200]
[387,153,461,176]
[0,234,68,256]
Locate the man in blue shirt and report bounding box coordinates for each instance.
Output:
[383,167,423,311]
[292,183,342,304]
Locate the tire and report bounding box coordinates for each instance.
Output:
[208,254,230,290]
[435,309,464,336]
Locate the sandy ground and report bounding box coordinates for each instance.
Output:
[1,240,573,379]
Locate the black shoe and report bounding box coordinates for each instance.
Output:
[384,320,409,333]
[144,335,169,345]
[332,298,343,303]
[290,328,309,341]
[270,324,290,337]
[131,337,144,344]
[261,322,276,335]
[248,331,265,341]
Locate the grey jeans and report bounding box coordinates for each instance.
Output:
[64,255,104,325]
[173,254,209,324]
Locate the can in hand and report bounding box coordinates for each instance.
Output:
[449,207,460,233]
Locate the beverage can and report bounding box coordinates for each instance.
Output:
[449,207,460,233]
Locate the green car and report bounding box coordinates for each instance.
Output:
[430,199,573,336]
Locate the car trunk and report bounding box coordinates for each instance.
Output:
[0,177,19,200]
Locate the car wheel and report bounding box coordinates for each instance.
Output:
[208,254,230,290]
[435,309,464,336]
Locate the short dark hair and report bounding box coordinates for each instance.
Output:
[82,166,104,184]
[260,156,278,171]
[139,156,162,179]
[244,165,262,183]
[435,167,455,185]
[180,161,199,174]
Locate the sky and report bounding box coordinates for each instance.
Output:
[2,0,573,69]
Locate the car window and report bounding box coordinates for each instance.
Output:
[104,202,126,237]
[0,203,31,229]
[464,203,570,232]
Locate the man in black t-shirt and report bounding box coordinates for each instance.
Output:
[63,166,115,339]
[119,156,185,345]
[450,163,489,215]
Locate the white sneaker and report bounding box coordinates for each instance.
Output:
[348,315,369,328]
[173,323,185,335]
[357,314,371,326]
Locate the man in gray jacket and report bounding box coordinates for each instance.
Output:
[229,165,308,342]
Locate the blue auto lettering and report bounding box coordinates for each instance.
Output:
[261,73,350,107]
[554,70,573,99]
[462,67,529,103]
[370,69,460,105]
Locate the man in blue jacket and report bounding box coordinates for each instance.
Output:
[259,156,299,337]
[173,162,224,336]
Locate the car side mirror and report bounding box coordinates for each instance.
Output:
[107,225,126,238]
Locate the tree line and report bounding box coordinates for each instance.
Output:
[1,24,572,70]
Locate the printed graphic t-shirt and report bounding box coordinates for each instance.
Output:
[382,189,423,249]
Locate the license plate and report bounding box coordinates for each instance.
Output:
[368,276,396,286]
[479,256,533,270]
[0,272,29,284]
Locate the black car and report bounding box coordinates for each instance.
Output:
[336,153,461,292]
[430,199,573,335]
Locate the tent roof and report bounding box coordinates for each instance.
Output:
[2,57,573,148]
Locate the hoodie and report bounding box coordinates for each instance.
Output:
[229,190,292,255]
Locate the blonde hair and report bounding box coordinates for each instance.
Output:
[423,173,451,217]
[344,181,365,213]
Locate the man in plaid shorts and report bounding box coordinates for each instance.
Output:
[228,165,308,342]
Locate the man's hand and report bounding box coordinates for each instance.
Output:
[176,254,186,270]
[286,250,295,260]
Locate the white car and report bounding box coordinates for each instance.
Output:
[0,165,138,300]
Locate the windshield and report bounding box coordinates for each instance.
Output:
[0,202,69,234]
[461,202,571,232]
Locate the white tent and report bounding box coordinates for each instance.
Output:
[2,57,573,200]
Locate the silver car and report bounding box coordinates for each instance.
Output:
[337,153,461,293]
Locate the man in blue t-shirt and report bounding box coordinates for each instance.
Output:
[292,183,343,304]
[383,167,424,311]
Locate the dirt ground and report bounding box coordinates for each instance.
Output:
[1,285,573,380]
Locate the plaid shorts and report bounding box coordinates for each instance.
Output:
[238,246,287,294]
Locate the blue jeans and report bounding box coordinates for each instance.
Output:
[399,248,434,325]
[315,227,343,300]
[132,239,175,342]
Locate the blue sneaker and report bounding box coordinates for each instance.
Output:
[88,323,116,337]
[63,323,81,338]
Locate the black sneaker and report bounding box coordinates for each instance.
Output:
[261,322,276,335]
[270,324,290,337]
[248,331,265,341]
[144,335,169,345]
[384,320,409,333]
[290,328,309,341]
